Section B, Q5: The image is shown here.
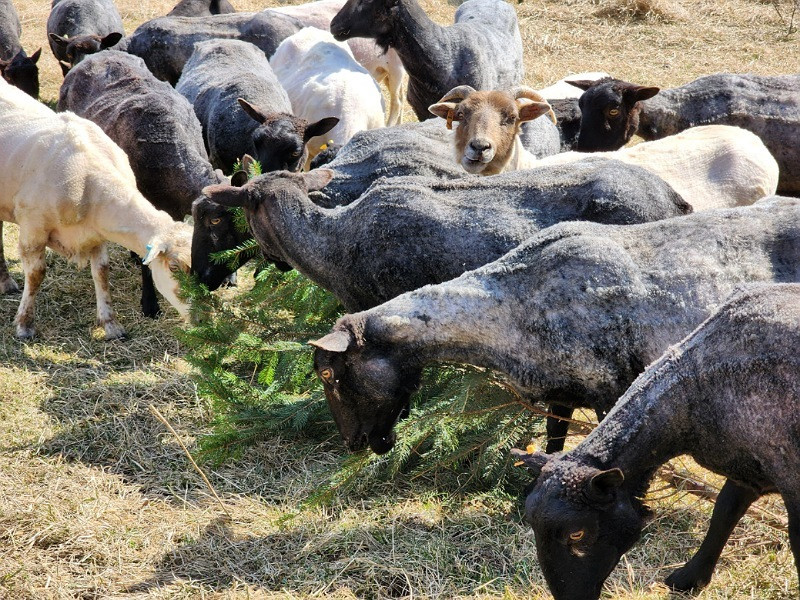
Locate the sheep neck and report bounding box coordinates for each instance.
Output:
[502,136,539,172]
[568,348,693,495]
[362,280,536,384]
[386,0,451,89]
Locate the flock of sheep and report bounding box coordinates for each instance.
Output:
[0,0,799,598]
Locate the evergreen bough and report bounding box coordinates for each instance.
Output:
[180,161,549,503]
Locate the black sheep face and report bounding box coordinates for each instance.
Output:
[190,196,251,291]
[518,454,650,600]
[49,32,123,71]
[311,327,421,454]
[330,0,397,47]
[570,78,659,152]
[252,118,307,173]
[0,49,41,98]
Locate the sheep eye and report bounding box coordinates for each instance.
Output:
[292,150,302,157]
[169,263,180,273]
[319,368,334,383]
[210,217,222,225]
[569,530,585,542]
[608,108,620,117]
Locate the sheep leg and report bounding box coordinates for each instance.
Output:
[665,479,759,592]
[544,403,574,454]
[13,237,46,339]
[139,262,161,318]
[0,222,20,294]
[90,244,126,340]
[784,494,800,591]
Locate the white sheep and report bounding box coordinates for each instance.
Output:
[0,78,192,339]
[268,0,406,126]
[431,87,780,211]
[269,27,385,166]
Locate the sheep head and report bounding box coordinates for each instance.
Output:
[330,0,399,50]
[49,32,123,70]
[0,48,40,98]
[570,78,660,151]
[429,86,553,176]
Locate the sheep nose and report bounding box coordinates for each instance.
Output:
[469,138,492,153]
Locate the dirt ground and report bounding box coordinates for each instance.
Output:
[2,0,799,598]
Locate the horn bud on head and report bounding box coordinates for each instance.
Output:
[511,86,557,124]
[428,85,478,129]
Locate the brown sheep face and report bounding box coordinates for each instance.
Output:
[430,90,552,176]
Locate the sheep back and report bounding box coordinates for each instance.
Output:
[176,38,292,172]
[0,0,22,59]
[58,51,217,218]
[127,11,303,85]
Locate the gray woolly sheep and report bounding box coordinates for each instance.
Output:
[515,283,800,599]
[330,0,524,122]
[200,158,689,310]
[47,0,126,73]
[176,38,338,173]
[0,0,41,97]
[308,197,800,455]
[126,11,303,85]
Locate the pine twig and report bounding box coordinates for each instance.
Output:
[149,404,234,521]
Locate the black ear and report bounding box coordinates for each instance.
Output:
[100,32,123,49]
[29,48,42,63]
[230,170,249,187]
[49,33,69,48]
[566,79,597,91]
[237,98,269,124]
[587,468,625,504]
[510,448,549,477]
[304,117,339,143]
[201,184,251,209]
[309,329,353,353]
[58,60,71,76]
[623,85,660,103]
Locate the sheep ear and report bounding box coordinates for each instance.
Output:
[303,169,334,191]
[510,448,549,477]
[237,98,268,124]
[516,99,553,123]
[100,32,123,49]
[624,85,660,102]
[49,33,69,48]
[428,101,457,121]
[230,170,249,187]
[29,48,42,63]
[566,79,597,91]
[308,329,353,353]
[587,468,625,504]
[142,239,168,266]
[304,117,339,142]
[58,60,71,76]
[201,184,251,209]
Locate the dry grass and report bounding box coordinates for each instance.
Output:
[2,0,799,598]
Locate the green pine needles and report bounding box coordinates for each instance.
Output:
[180,161,548,503]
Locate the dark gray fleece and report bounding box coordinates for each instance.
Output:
[126,11,303,85]
[176,38,292,172]
[335,195,800,418]
[0,0,22,59]
[331,0,523,121]
[167,0,235,17]
[639,73,800,195]
[58,51,219,218]
[229,158,689,311]
[47,0,127,60]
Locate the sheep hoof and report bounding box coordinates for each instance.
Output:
[102,321,127,341]
[141,302,162,319]
[15,323,36,340]
[665,564,713,592]
[0,277,20,294]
